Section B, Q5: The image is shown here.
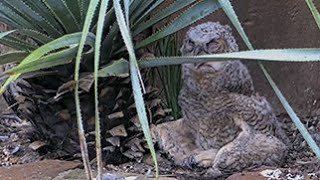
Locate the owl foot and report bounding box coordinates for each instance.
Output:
[189,149,218,168]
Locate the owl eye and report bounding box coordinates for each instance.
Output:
[187,39,195,46]
[206,39,219,49]
[183,39,195,53]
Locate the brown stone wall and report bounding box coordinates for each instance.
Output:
[176,0,320,117]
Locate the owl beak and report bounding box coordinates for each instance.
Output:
[193,46,205,55]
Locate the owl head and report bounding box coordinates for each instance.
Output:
[180,22,253,95]
[181,21,238,56]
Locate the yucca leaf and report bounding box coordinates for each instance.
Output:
[133,0,196,36]
[98,58,129,77]
[135,0,221,49]
[130,0,156,23]
[305,0,320,30]
[0,29,52,50]
[218,0,253,50]
[124,0,130,27]
[260,64,320,158]
[0,1,40,30]
[17,29,53,44]
[0,35,38,51]
[113,0,159,177]
[4,47,77,75]
[3,0,63,37]
[0,32,95,94]
[219,0,320,158]
[65,0,83,26]
[0,51,28,65]
[0,30,37,51]
[74,0,100,179]
[100,22,118,60]
[129,0,144,15]
[0,30,16,39]
[94,0,110,179]
[99,48,320,76]
[140,49,320,68]
[0,14,20,29]
[23,0,64,34]
[43,0,81,33]
[133,0,164,26]
[19,32,94,65]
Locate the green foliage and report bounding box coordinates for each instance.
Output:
[154,35,182,119]
[74,0,100,179]
[140,49,320,68]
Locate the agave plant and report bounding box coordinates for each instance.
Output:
[1,0,320,179]
[0,0,227,179]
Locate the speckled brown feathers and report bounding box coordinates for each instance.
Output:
[152,22,288,177]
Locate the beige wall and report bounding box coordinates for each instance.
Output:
[176,0,320,117]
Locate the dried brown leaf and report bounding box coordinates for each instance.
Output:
[108,124,127,137]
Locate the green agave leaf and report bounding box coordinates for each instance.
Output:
[100,22,118,60]
[0,32,95,94]
[74,0,100,179]
[220,0,320,158]
[3,0,63,37]
[305,0,320,30]
[65,0,83,26]
[17,29,54,44]
[79,0,90,25]
[43,0,81,33]
[0,14,20,29]
[0,2,39,30]
[124,0,130,27]
[98,58,129,77]
[113,0,159,177]
[94,0,110,179]
[133,0,164,26]
[0,29,53,51]
[135,0,221,49]
[133,0,196,36]
[19,32,94,65]
[0,30,16,38]
[0,35,38,51]
[130,0,156,23]
[24,0,64,34]
[4,47,77,74]
[0,30,37,51]
[130,0,144,14]
[0,51,28,65]
[218,0,253,50]
[260,64,320,158]
[140,49,320,68]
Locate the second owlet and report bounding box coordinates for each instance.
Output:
[152,22,288,177]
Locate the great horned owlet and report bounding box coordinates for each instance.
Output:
[152,22,288,177]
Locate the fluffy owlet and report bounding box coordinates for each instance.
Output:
[151,22,288,178]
